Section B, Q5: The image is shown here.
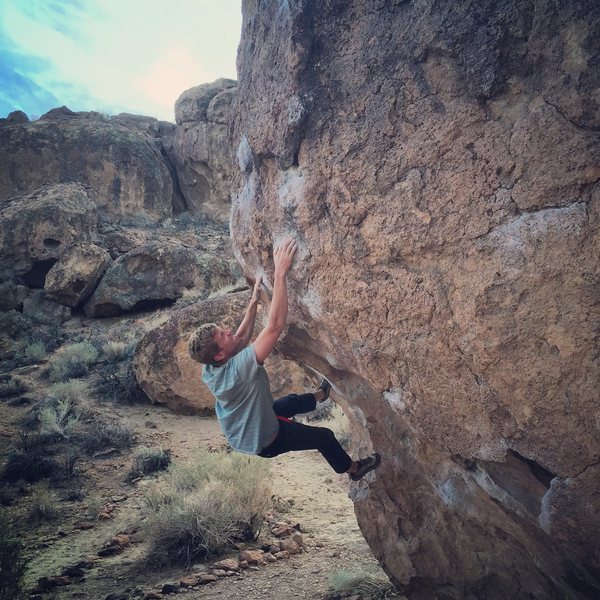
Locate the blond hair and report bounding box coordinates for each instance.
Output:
[188,323,220,366]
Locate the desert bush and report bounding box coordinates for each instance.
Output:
[101,340,133,364]
[130,447,171,478]
[47,379,88,405]
[0,508,27,600]
[22,340,46,364]
[38,397,79,439]
[0,378,27,399]
[50,451,80,485]
[143,449,271,567]
[94,363,144,404]
[79,420,133,455]
[325,569,401,600]
[27,486,58,524]
[1,433,59,484]
[47,341,99,382]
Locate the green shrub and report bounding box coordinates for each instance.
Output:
[27,486,58,524]
[101,340,131,364]
[130,447,171,478]
[325,569,401,600]
[0,509,27,600]
[1,433,58,483]
[38,397,79,439]
[94,364,144,404]
[47,341,99,382]
[79,421,133,455]
[143,449,271,567]
[23,340,46,364]
[0,378,27,400]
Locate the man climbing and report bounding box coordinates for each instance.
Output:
[188,237,380,480]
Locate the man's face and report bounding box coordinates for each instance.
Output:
[213,326,238,361]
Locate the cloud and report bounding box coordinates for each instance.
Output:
[0,0,241,121]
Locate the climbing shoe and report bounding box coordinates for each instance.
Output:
[350,453,381,481]
[318,379,331,402]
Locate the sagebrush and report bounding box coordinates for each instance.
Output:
[47,341,98,382]
[143,449,271,567]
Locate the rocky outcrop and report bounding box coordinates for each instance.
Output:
[0,113,175,219]
[0,183,98,287]
[231,1,600,598]
[164,79,237,222]
[84,241,239,318]
[44,243,111,307]
[133,289,312,414]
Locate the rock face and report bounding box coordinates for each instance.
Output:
[133,290,313,414]
[44,243,111,307]
[0,183,98,287]
[0,114,175,219]
[164,79,237,222]
[84,241,239,318]
[232,1,600,599]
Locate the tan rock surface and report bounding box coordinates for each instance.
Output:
[0,183,98,286]
[0,114,174,219]
[44,243,111,307]
[84,241,238,318]
[231,1,600,598]
[165,79,237,222]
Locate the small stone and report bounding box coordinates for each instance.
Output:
[161,581,179,594]
[291,532,304,547]
[264,553,277,563]
[212,569,227,577]
[279,538,301,555]
[98,512,111,520]
[239,549,264,564]
[212,558,240,571]
[239,560,249,569]
[111,495,128,502]
[112,534,130,548]
[274,551,290,560]
[75,521,95,530]
[142,593,162,600]
[179,575,199,587]
[197,574,218,584]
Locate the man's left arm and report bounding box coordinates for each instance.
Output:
[234,276,262,349]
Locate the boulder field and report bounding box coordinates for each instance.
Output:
[230,1,600,598]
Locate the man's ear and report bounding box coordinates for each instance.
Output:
[213,350,225,363]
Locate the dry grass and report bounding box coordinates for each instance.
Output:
[143,448,271,567]
[325,569,402,600]
[47,341,99,382]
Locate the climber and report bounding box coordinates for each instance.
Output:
[188,237,380,480]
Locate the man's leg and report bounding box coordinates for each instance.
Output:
[259,419,352,474]
[272,393,316,418]
[272,380,331,418]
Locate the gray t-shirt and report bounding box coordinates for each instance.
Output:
[202,345,279,455]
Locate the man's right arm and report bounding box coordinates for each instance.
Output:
[253,238,297,364]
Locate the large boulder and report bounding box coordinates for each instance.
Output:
[133,290,313,414]
[164,79,237,222]
[0,183,98,287]
[231,1,600,599]
[0,113,175,219]
[84,241,239,318]
[44,243,111,307]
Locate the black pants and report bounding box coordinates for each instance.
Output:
[258,393,352,474]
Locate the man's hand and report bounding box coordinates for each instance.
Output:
[274,238,298,277]
[251,276,262,304]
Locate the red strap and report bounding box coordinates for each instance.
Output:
[277,416,292,423]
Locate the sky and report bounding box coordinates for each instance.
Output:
[0,0,242,122]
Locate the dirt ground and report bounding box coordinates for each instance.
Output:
[4,384,394,600]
